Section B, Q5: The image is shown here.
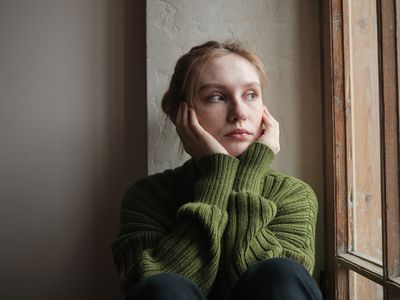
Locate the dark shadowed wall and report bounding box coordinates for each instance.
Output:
[0,1,146,299]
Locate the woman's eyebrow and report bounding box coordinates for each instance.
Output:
[198,83,227,91]
[198,81,260,91]
[243,81,261,88]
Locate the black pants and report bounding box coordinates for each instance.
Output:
[126,258,323,300]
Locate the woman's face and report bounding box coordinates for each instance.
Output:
[193,53,264,157]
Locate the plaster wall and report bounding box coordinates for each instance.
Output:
[147,0,325,281]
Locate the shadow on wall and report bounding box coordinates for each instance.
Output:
[0,0,147,299]
[295,0,325,291]
[89,0,146,299]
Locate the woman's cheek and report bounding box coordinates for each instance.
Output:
[196,112,217,133]
[255,113,264,137]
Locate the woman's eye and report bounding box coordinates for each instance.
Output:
[244,92,257,101]
[207,94,225,102]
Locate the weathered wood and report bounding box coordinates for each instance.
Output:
[321,0,348,298]
[344,0,383,266]
[322,0,400,298]
[379,0,400,296]
[321,0,335,298]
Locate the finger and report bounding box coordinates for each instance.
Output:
[175,102,184,126]
[175,104,186,141]
[262,112,270,129]
[264,105,278,122]
[263,106,272,122]
[264,106,273,120]
[181,102,188,127]
[264,105,275,118]
[188,107,197,127]
[180,103,198,142]
[175,103,186,138]
[188,107,206,138]
[264,109,279,129]
[180,103,191,135]
[259,114,270,138]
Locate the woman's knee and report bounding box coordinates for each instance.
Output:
[247,258,310,283]
[126,273,206,300]
[232,258,322,300]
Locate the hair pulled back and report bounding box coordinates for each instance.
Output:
[161,40,267,122]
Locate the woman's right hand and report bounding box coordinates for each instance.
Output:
[174,102,229,161]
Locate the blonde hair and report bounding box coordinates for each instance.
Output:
[161,40,267,122]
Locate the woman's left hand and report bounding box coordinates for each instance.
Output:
[257,106,280,155]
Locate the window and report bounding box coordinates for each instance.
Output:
[321,0,400,299]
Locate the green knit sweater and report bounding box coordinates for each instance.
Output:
[111,142,318,299]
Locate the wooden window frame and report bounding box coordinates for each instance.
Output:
[321,0,400,299]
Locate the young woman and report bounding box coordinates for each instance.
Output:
[112,40,323,300]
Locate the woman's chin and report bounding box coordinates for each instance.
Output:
[225,142,252,157]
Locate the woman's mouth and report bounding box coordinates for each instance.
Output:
[225,129,252,140]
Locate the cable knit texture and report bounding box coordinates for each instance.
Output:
[111,142,318,299]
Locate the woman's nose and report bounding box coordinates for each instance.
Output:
[228,100,248,122]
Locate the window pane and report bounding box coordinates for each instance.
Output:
[344,0,383,264]
[349,270,383,300]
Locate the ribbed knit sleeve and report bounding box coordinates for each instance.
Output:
[222,190,283,290]
[268,180,318,274]
[223,178,318,292]
[194,153,239,209]
[233,142,275,193]
[221,142,318,293]
[111,153,239,295]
